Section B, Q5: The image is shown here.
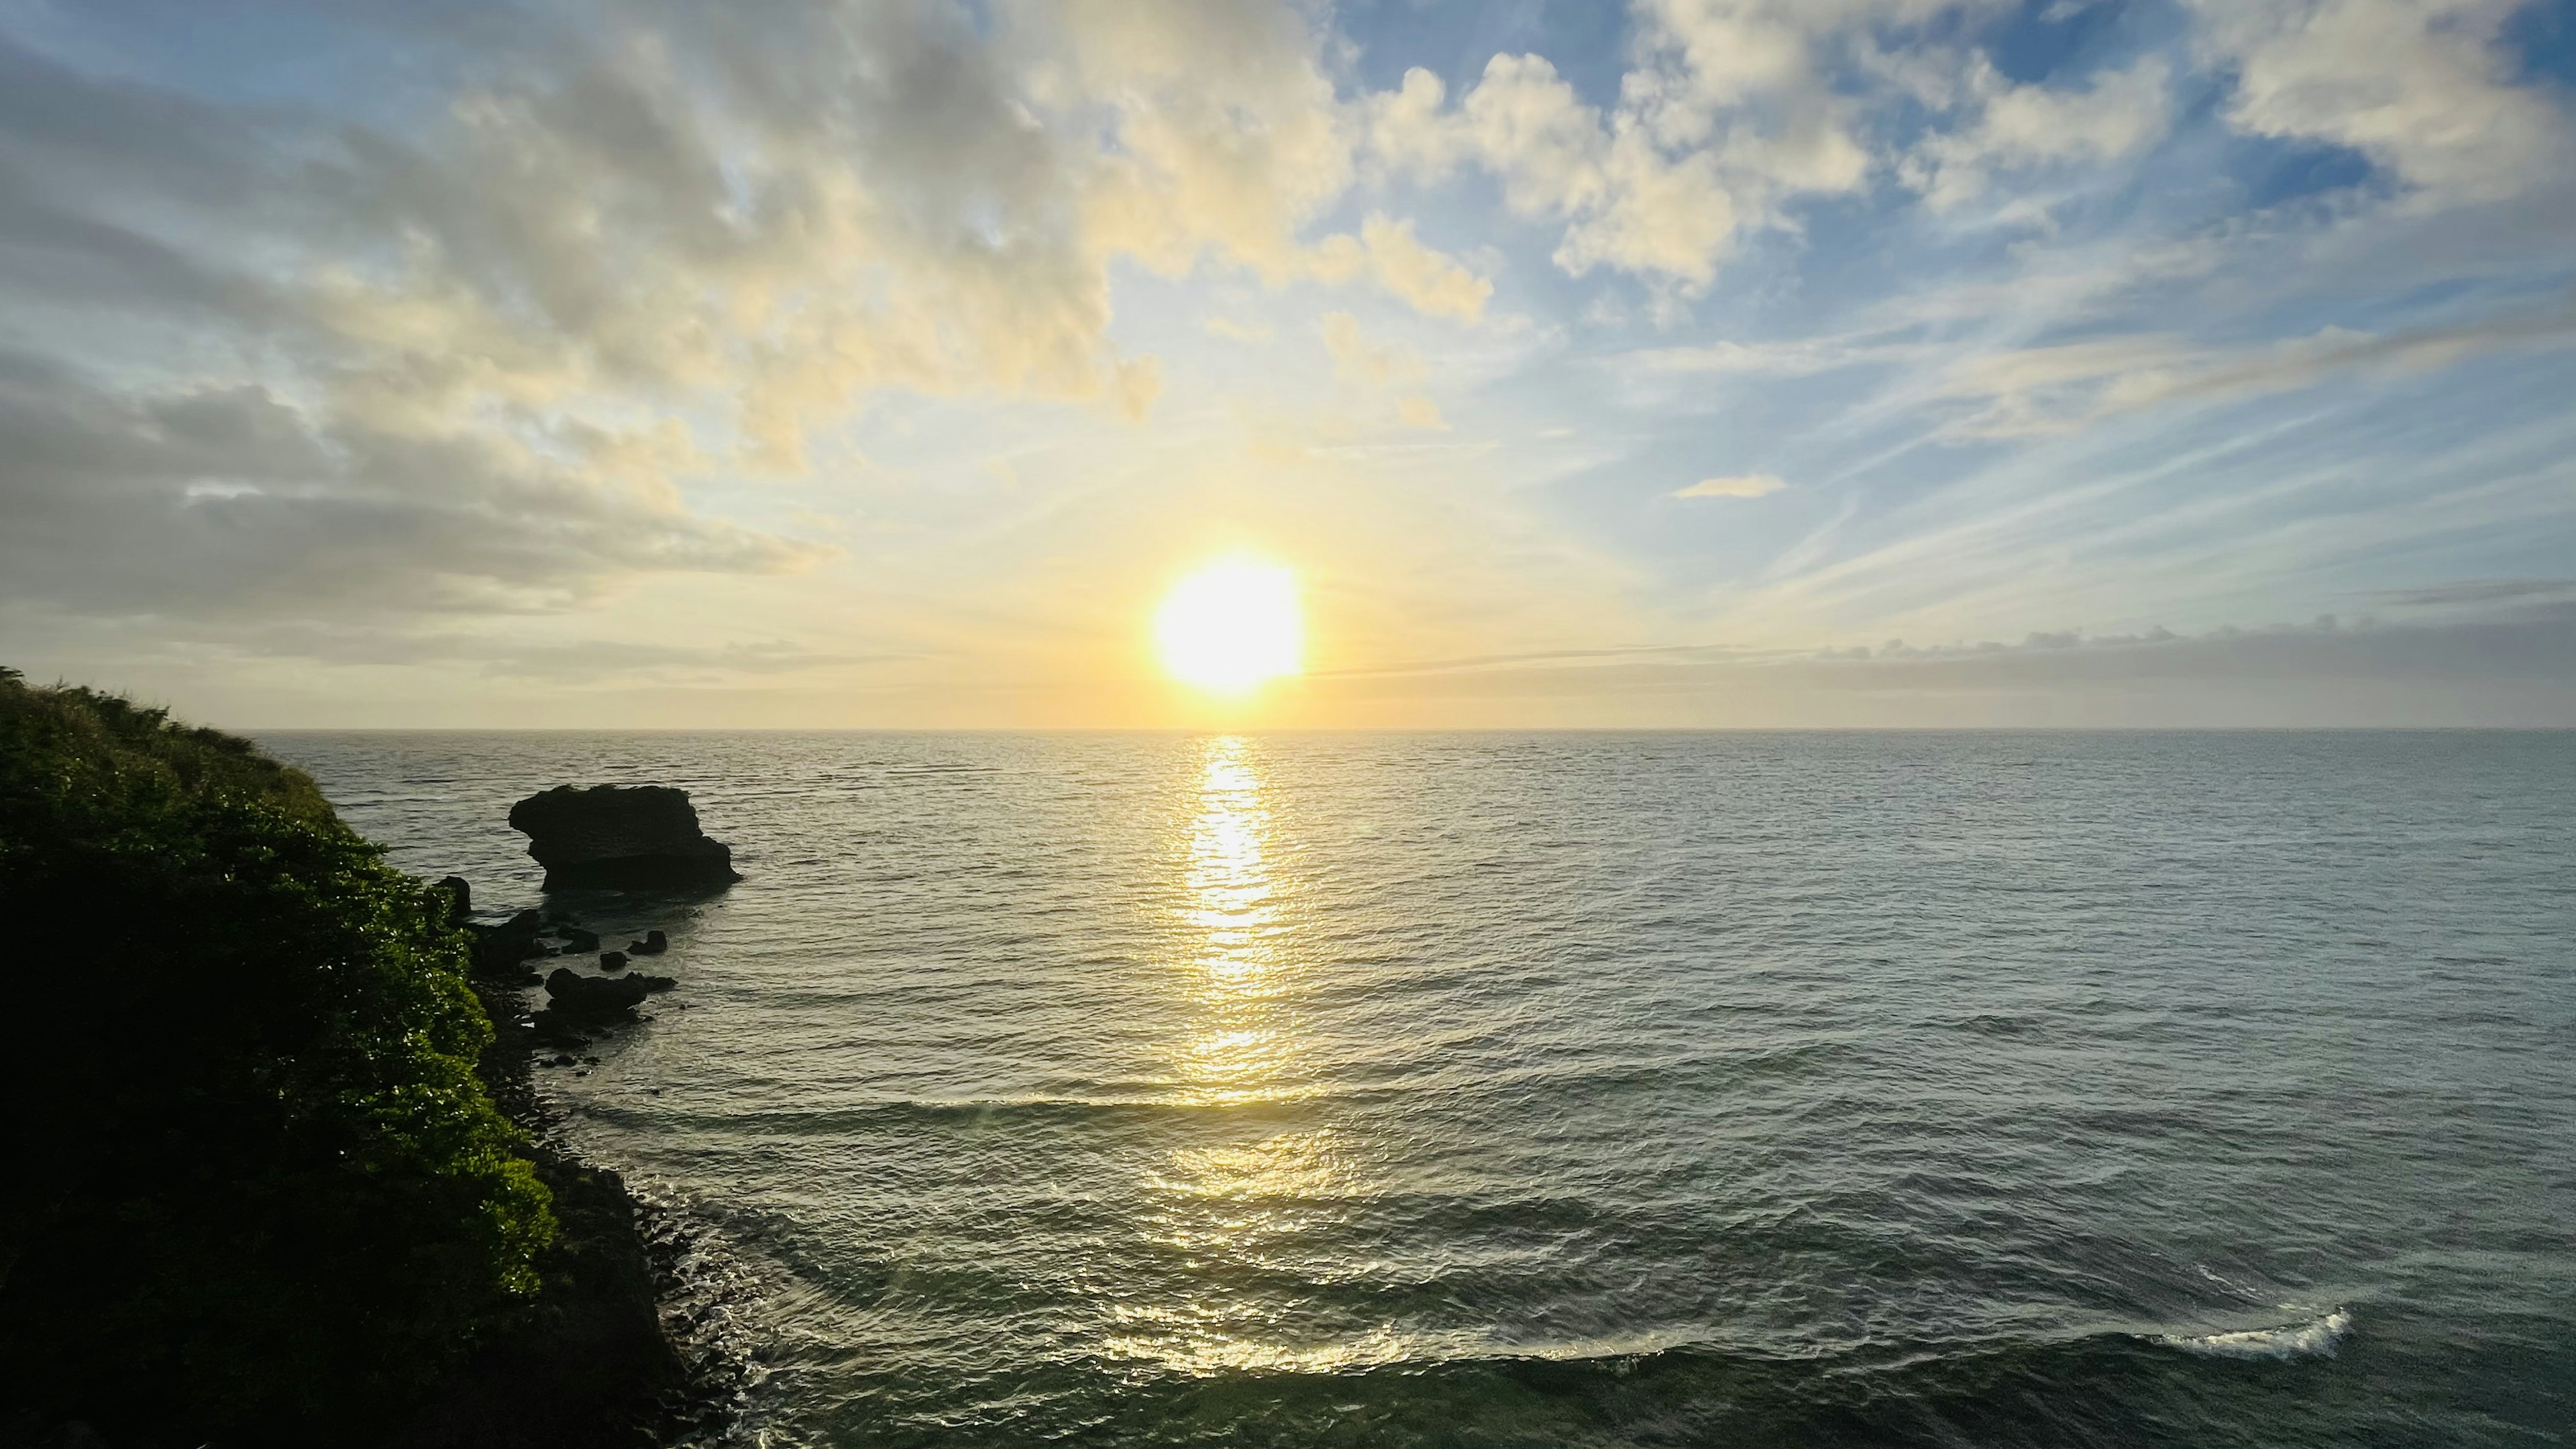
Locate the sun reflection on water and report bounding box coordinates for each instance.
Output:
[1103,737,1392,1374]
[1175,738,1295,1101]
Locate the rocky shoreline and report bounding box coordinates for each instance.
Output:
[1,782,750,1449]
[381,789,752,1444]
[0,682,751,1449]
[392,786,752,1449]
[386,967,731,1449]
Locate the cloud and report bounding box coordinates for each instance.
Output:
[0,608,902,692]
[1311,640,1770,680]
[1904,57,2172,209]
[2188,0,2571,206]
[0,1,1527,631]
[0,3,1462,427]
[1305,611,2576,725]
[1203,315,1273,343]
[1319,312,1426,386]
[5,1,2573,725]
[1315,313,1447,429]
[1357,1,2176,292]
[1396,394,1448,431]
[1368,52,1750,292]
[299,631,893,684]
[1358,0,2567,298]
[1928,302,2576,437]
[1611,334,1935,388]
[0,354,826,619]
[1802,610,2576,686]
[1675,472,1787,498]
[1308,215,1493,323]
[2371,578,2576,609]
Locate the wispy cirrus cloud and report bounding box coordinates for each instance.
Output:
[1674,474,1787,499]
[1927,301,2576,438]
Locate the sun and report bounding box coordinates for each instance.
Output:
[1154,556,1303,696]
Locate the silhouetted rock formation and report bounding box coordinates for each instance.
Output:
[627,929,669,955]
[507,785,740,891]
[466,908,547,977]
[542,967,651,1021]
[432,874,472,926]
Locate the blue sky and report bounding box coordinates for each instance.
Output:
[0,0,2570,724]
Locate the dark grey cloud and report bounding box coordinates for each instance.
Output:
[1803,613,2576,688]
[1310,640,1780,679]
[2369,578,2576,609]
[1312,606,2576,706]
[0,24,854,623]
[0,355,823,618]
[1307,611,2576,720]
[221,625,901,683]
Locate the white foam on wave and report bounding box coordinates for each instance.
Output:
[1097,1320,1721,1377]
[2159,1308,2353,1360]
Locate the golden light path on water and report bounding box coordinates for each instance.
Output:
[1112,740,1658,1377]
[1176,738,1293,1099]
[1102,737,1405,1376]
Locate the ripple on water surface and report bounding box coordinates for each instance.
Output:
[260,730,2576,1448]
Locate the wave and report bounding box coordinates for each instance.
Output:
[2155,1308,2351,1360]
[1086,1312,2365,1400]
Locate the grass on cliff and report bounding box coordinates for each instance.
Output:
[0,668,556,1442]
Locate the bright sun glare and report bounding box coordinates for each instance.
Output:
[1155,557,1303,696]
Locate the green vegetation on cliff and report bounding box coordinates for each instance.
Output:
[0,669,556,1442]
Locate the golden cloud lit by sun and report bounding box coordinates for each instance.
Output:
[1154,557,1303,696]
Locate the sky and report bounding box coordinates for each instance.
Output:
[0,0,2571,728]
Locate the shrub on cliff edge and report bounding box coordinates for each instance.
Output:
[0,669,555,1442]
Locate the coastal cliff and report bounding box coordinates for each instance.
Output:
[0,670,686,1448]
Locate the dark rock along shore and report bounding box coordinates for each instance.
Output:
[402,788,747,1448]
[400,850,739,1449]
[384,969,685,1449]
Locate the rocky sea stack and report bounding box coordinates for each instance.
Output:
[509,785,739,891]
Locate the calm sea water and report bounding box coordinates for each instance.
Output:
[258,731,2576,1448]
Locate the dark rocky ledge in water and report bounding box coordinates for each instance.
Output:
[508,786,740,892]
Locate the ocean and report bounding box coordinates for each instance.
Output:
[257,731,2576,1448]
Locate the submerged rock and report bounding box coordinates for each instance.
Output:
[598,951,628,973]
[466,910,547,977]
[506,785,739,892]
[626,929,669,955]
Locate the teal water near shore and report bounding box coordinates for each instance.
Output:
[260,731,2576,1448]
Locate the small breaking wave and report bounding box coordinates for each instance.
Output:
[2157,1309,2352,1360]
